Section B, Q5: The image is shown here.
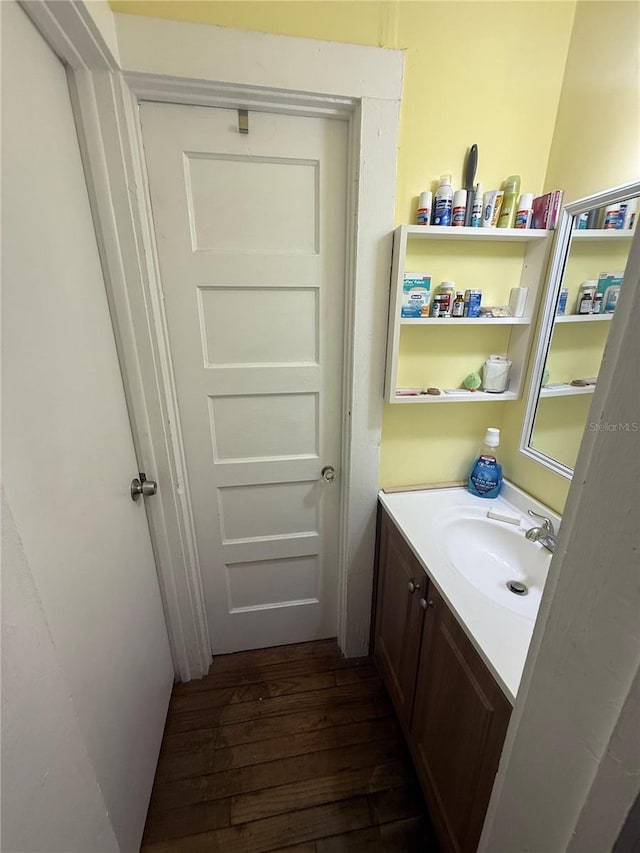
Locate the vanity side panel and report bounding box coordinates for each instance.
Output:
[411,585,512,853]
[372,508,426,730]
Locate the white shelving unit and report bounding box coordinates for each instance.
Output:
[554,313,613,324]
[393,390,520,404]
[400,316,530,326]
[572,229,634,241]
[540,384,596,398]
[384,225,552,403]
[402,225,548,242]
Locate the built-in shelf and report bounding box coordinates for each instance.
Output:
[404,225,549,242]
[572,229,634,241]
[554,313,614,324]
[393,390,519,404]
[401,317,530,326]
[384,225,552,404]
[540,384,596,398]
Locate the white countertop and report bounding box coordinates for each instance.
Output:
[379,481,560,704]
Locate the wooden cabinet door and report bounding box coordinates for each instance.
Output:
[411,585,511,853]
[373,510,427,730]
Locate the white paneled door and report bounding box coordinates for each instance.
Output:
[140,103,347,653]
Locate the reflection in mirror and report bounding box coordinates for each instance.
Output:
[521,182,639,478]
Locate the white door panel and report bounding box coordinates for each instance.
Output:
[139,103,347,653]
[1,4,173,849]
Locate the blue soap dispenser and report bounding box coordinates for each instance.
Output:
[468,427,503,499]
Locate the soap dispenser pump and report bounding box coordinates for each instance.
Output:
[468,427,503,499]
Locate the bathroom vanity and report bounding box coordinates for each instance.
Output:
[373,484,559,853]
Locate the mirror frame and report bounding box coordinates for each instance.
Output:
[519,179,640,479]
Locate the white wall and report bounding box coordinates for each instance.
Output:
[83,0,120,64]
[1,493,119,853]
[1,3,174,849]
[569,665,640,852]
[480,228,640,851]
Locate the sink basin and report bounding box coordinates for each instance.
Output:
[439,511,551,618]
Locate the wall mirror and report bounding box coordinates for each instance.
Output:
[521,180,639,478]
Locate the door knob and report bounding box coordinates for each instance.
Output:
[321,466,336,483]
[420,598,434,611]
[408,580,421,593]
[131,473,158,502]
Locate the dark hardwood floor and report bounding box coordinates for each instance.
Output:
[142,640,438,852]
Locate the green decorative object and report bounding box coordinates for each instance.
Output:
[463,371,482,390]
[542,367,550,386]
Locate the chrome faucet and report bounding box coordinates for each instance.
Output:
[525,510,557,553]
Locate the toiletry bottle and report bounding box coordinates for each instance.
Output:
[433,174,453,226]
[577,280,597,314]
[483,190,504,227]
[603,285,621,314]
[603,203,621,230]
[452,189,467,226]
[438,281,456,317]
[586,208,601,229]
[470,183,483,227]
[416,190,432,226]
[498,176,521,228]
[624,198,637,229]
[452,292,465,317]
[515,193,534,229]
[557,288,568,315]
[467,428,503,499]
[491,191,505,226]
[482,190,497,227]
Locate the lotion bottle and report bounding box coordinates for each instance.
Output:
[498,175,521,228]
[433,174,453,226]
[467,428,503,499]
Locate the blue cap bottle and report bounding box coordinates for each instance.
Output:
[468,427,503,499]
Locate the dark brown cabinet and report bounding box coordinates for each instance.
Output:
[373,506,512,853]
[411,584,512,852]
[373,509,428,729]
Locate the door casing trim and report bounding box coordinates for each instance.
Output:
[22,1,403,678]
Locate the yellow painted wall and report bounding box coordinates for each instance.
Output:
[86,0,121,62]
[544,1,640,201]
[110,1,386,47]
[110,1,638,511]
[500,0,640,513]
[110,0,576,490]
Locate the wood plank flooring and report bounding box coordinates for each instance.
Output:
[142,640,438,852]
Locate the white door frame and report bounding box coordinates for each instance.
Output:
[22,1,404,680]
